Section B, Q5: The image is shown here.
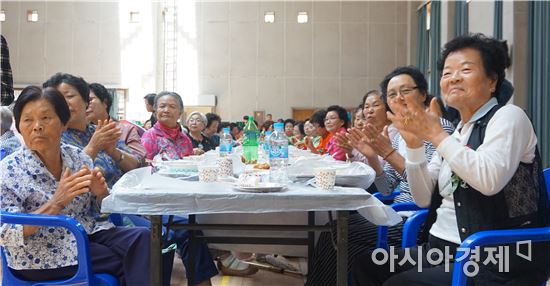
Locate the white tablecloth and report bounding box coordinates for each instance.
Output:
[102,167,401,256]
[102,167,401,226]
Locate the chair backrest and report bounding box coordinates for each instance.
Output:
[0,212,105,285]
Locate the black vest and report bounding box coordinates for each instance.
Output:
[421,104,549,242]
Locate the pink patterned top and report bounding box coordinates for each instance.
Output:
[327,127,347,161]
[141,122,193,160]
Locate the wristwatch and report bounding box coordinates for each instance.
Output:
[115,150,125,164]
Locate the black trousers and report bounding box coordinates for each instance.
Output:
[351,235,458,286]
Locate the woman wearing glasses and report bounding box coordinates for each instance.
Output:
[349,66,455,203]
[351,34,549,286]
[307,77,455,286]
[186,111,214,155]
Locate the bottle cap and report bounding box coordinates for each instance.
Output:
[274,122,284,130]
[223,127,230,133]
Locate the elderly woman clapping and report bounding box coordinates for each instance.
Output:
[186,111,214,155]
[140,91,218,286]
[352,34,549,286]
[0,86,149,285]
[86,82,147,164]
[43,73,140,188]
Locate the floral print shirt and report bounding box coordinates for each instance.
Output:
[62,124,132,188]
[141,122,193,160]
[0,130,21,159]
[0,144,114,270]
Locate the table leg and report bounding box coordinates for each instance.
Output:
[150,215,163,286]
[188,214,196,285]
[308,211,315,276]
[336,211,349,286]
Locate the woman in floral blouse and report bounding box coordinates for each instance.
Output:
[0,86,149,285]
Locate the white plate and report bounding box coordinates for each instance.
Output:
[233,183,286,193]
[157,169,198,179]
[158,159,199,171]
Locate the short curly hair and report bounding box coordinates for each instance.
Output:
[438,33,511,97]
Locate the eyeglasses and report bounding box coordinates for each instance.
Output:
[387,86,418,99]
[188,118,203,123]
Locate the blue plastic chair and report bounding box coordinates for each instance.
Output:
[373,188,401,203]
[401,168,550,286]
[0,212,119,286]
[451,167,550,286]
[376,202,427,250]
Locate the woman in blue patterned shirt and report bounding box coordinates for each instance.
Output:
[43,73,141,188]
[0,86,150,285]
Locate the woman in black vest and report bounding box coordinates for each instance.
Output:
[351,34,549,285]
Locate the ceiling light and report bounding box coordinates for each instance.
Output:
[264,11,274,23]
[27,10,38,22]
[297,12,308,24]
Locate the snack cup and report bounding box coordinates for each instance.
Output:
[314,168,336,190]
[198,165,218,182]
[217,157,234,177]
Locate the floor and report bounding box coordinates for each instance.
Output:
[169,256,307,286]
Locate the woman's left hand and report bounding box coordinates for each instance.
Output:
[193,148,205,155]
[333,132,353,157]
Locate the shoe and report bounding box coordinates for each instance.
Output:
[217,255,259,277]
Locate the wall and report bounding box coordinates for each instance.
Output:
[1,1,412,121]
[192,1,411,121]
[1,0,161,122]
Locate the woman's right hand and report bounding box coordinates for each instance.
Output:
[50,168,93,211]
[86,119,122,159]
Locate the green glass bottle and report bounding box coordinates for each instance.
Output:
[242,116,259,164]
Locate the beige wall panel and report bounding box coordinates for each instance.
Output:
[342,23,368,77]
[313,2,341,23]
[230,77,257,119]
[341,77,369,108]
[286,77,312,108]
[203,22,229,77]
[285,22,312,77]
[368,23,396,78]
[313,23,340,77]
[369,1,396,24]
[257,77,287,119]
[341,1,368,23]
[314,77,340,107]
[258,23,284,77]
[230,22,257,77]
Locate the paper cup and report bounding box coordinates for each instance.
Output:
[198,165,218,182]
[217,157,234,177]
[315,168,336,190]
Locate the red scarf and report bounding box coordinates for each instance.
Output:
[155,122,182,142]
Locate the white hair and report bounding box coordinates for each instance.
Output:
[186,111,207,125]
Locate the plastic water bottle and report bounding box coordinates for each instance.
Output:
[219,127,233,157]
[263,131,272,155]
[242,116,259,163]
[269,123,288,184]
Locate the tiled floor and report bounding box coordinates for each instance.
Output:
[170,256,307,286]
